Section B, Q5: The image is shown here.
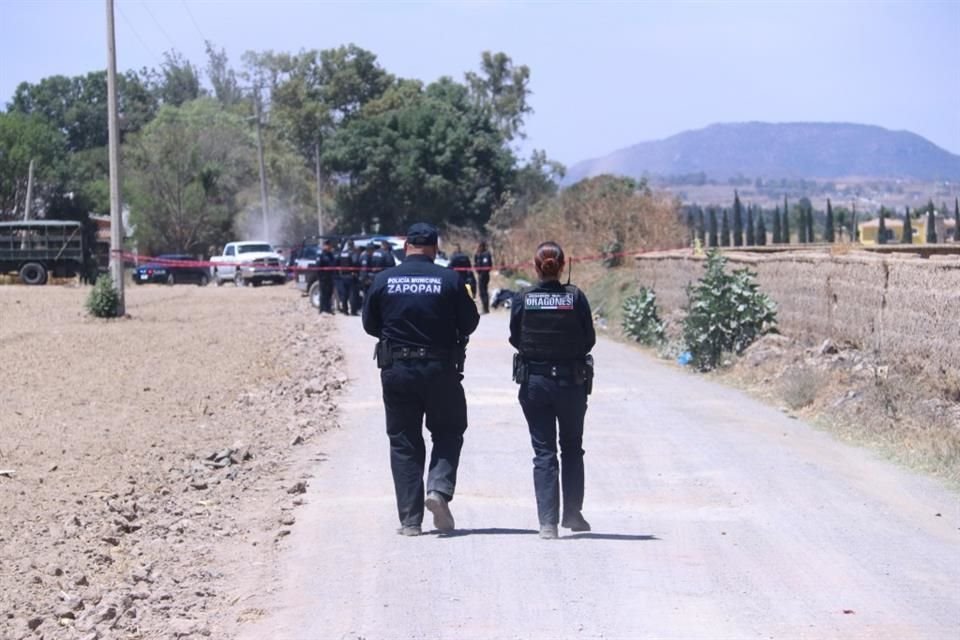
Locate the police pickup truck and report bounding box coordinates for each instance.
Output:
[209,241,286,287]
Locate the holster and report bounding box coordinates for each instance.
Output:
[374,340,394,369]
[577,354,594,395]
[512,353,528,384]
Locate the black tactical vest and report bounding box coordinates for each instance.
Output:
[519,284,587,361]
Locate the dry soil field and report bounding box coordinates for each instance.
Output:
[0,283,343,639]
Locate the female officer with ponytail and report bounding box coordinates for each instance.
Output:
[509,241,596,539]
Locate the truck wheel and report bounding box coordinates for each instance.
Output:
[199,273,210,287]
[234,271,245,287]
[166,273,176,286]
[308,281,320,308]
[19,262,47,286]
[213,269,223,286]
[251,279,262,288]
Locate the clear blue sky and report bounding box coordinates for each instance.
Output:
[2,0,958,164]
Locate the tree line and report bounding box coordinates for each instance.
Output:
[1,44,564,255]
[684,191,960,247]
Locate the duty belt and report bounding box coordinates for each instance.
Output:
[392,345,450,361]
[526,362,577,378]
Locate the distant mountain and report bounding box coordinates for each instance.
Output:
[565,122,960,184]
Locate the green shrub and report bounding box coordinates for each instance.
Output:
[622,287,665,345]
[86,274,122,318]
[682,250,777,371]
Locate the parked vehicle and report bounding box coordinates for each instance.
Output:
[209,241,286,287]
[0,220,96,285]
[133,254,210,286]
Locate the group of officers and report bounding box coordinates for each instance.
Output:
[360,223,595,540]
[311,237,495,316]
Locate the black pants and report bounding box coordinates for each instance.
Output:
[381,360,468,527]
[349,277,362,314]
[335,276,353,313]
[319,277,335,314]
[518,374,587,526]
[477,272,490,313]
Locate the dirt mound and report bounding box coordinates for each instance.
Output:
[0,285,343,639]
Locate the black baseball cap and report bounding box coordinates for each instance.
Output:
[406,222,438,246]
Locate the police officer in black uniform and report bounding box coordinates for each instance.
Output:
[448,245,477,300]
[474,241,493,314]
[358,242,377,304]
[349,240,363,315]
[317,238,337,315]
[509,241,595,539]
[336,239,357,315]
[363,223,480,536]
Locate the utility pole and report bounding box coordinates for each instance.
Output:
[315,141,323,235]
[23,159,34,221]
[105,0,124,312]
[253,90,270,241]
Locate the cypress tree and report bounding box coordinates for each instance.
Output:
[806,204,815,242]
[953,198,960,242]
[733,191,744,247]
[720,209,731,247]
[902,206,913,244]
[746,205,756,246]
[686,208,696,245]
[782,197,790,244]
[825,199,835,242]
[757,210,767,245]
[851,203,858,241]
[798,207,807,243]
[925,201,937,243]
[877,208,887,245]
[697,207,706,245]
[772,205,782,243]
[708,208,719,247]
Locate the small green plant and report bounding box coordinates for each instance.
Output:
[622,287,665,345]
[682,250,777,371]
[86,274,122,318]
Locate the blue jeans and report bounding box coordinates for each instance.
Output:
[519,375,587,525]
[381,360,467,527]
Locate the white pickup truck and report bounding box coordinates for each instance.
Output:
[209,241,287,287]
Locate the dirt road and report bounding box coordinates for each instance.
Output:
[236,311,960,640]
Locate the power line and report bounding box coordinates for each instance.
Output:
[117,3,162,64]
[180,0,209,45]
[140,1,179,53]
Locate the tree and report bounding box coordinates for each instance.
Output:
[205,42,245,107]
[708,208,718,247]
[126,99,255,254]
[925,200,937,243]
[806,202,815,242]
[782,197,790,244]
[746,205,755,246]
[851,204,859,241]
[825,198,835,242]
[877,208,887,245]
[772,205,781,243]
[756,208,767,245]
[902,206,913,244]
[697,207,706,245]
[955,198,959,242]
[465,51,532,141]
[323,76,515,231]
[159,51,203,107]
[720,209,731,247]
[685,207,696,245]
[0,112,67,218]
[732,190,743,246]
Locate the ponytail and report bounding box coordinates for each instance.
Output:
[534,241,565,279]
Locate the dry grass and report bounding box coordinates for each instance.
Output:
[780,366,823,409]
